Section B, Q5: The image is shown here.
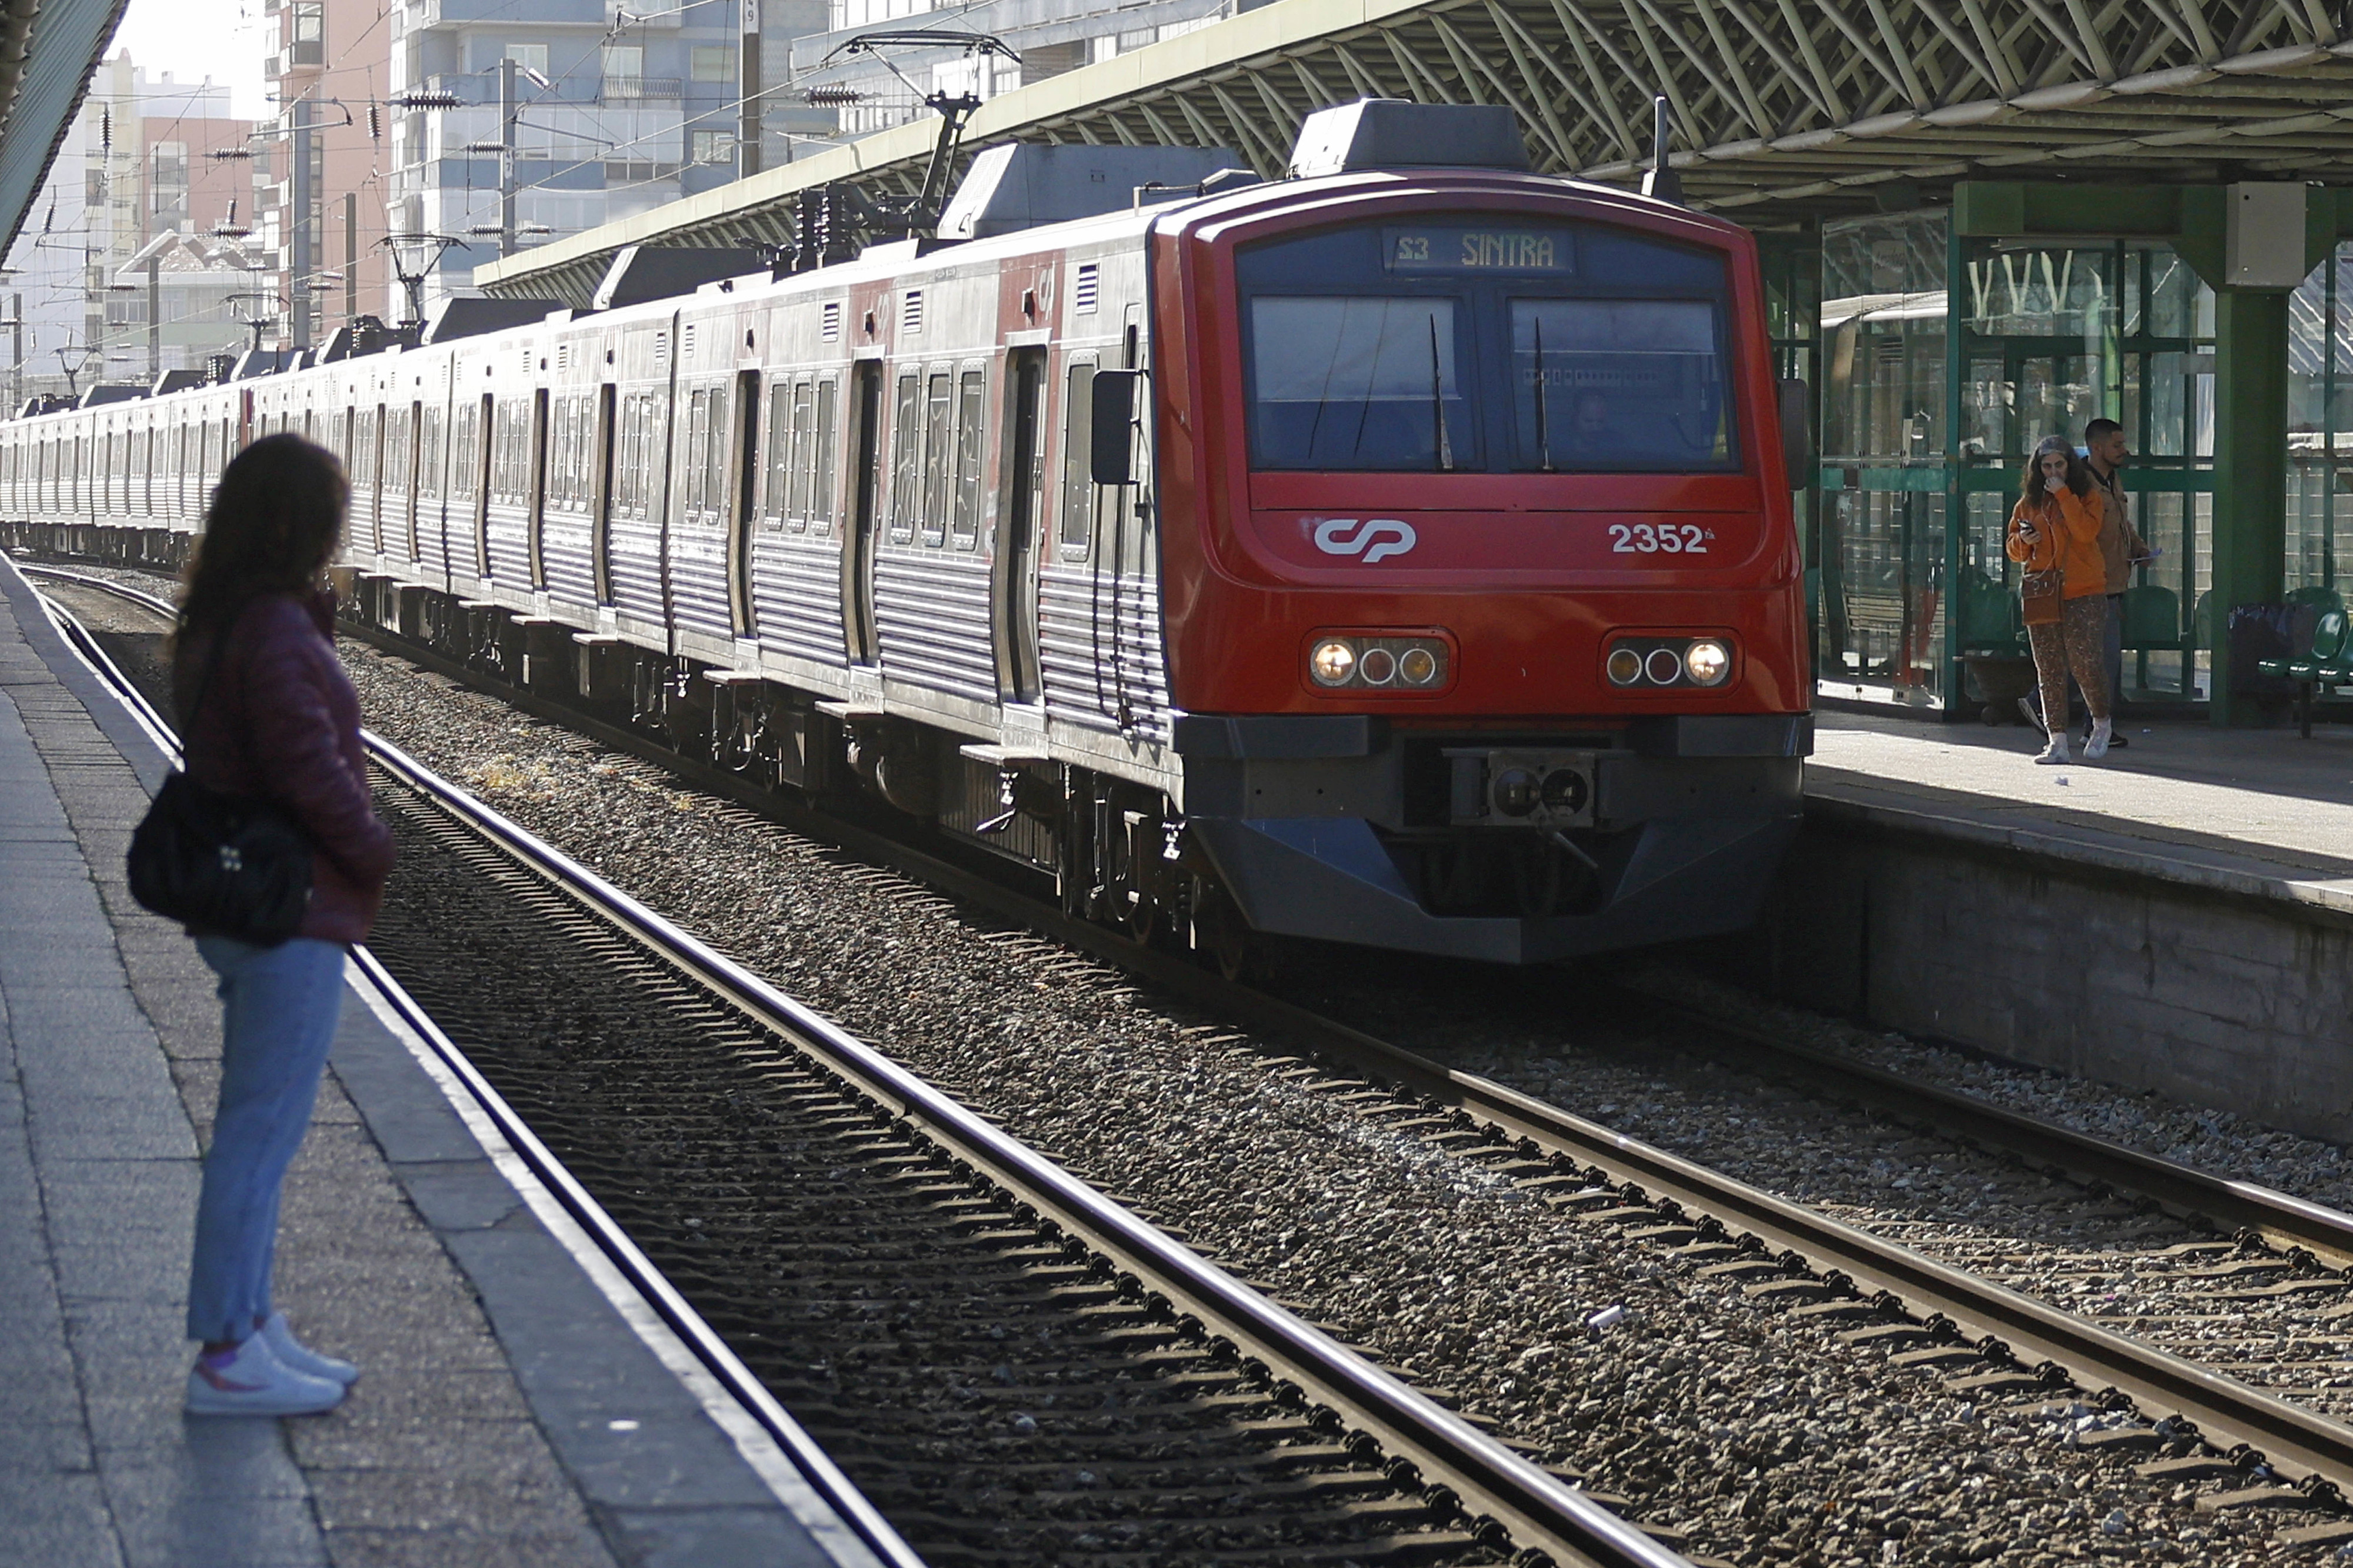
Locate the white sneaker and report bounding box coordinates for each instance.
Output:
[2035,736,2071,765]
[260,1312,358,1386]
[2085,719,2112,760]
[186,1335,345,1416]
[2017,696,2047,734]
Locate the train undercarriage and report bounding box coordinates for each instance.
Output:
[8,519,1805,973]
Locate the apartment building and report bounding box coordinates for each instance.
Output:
[792,0,1242,138]
[384,0,826,315]
[0,54,261,401]
[262,0,396,345]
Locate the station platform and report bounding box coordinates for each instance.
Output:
[1737,705,2353,1146]
[0,559,883,1566]
[1808,709,2353,915]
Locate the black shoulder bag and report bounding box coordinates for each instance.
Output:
[126,624,314,945]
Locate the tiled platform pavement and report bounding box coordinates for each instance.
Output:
[1811,708,2353,904]
[0,558,878,1567]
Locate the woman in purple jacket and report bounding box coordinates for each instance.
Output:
[173,435,394,1416]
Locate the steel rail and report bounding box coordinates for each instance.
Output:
[62,565,2353,1502]
[1629,993,2353,1272]
[1182,983,2353,1493]
[24,570,929,1568]
[282,575,2353,1495]
[31,563,1688,1568]
[359,726,1688,1568]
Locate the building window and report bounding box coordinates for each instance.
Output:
[690,131,733,165]
[503,44,548,76]
[292,1,322,42]
[602,45,642,85]
[691,46,735,82]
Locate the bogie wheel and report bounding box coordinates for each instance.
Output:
[1189,881,1254,982]
[1125,889,1160,945]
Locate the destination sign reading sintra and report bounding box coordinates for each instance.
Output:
[1384,226,1576,275]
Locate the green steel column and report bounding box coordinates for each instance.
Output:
[2208,289,2289,726]
[1942,215,1966,709]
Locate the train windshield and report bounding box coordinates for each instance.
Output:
[1513,299,1729,471]
[1248,297,1469,471]
[1237,216,1738,475]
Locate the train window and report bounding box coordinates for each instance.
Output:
[812,378,838,536]
[786,381,814,531]
[919,371,951,548]
[544,401,565,510]
[451,403,479,502]
[386,407,412,493]
[1248,297,1469,471]
[548,397,574,511]
[574,395,595,509]
[572,395,591,509]
[355,409,378,496]
[612,397,636,516]
[1509,299,1732,471]
[888,372,919,546]
[685,390,711,517]
[420,407,444,500]
[632,392,656,517]
[494,399,528,503]
[762,382,791,529]
[1059,361,1095,555]
[951,369,984,550]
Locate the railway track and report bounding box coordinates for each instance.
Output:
[27,565,1682,1568]
[41,559,2353,1552]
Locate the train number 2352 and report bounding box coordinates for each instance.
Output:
[1608,523,1711,554]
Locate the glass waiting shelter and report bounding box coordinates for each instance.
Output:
[1809,208,2352,714]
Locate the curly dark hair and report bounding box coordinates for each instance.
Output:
[2020,433,2094,509]
[177,433,348,640]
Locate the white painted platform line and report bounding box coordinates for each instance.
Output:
[345,956,912,1568]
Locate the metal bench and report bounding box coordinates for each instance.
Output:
[2257,607,2351,738]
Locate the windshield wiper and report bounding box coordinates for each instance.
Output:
[1532,316,1554,472]
[1428,316,1454,473]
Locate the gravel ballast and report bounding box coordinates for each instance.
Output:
[35,565,2353,1567]
[325,634,2347,1567]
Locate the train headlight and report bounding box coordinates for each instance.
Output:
[1684,639,1731,686]
[1644,647,1683,685]
[1605,646,1644,686]
[1305,632,1449,693]
[1309,638,1357,686]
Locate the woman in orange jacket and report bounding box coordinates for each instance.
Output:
[2007,435,2112,763]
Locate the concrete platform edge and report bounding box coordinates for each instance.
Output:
[6,558,888,1568]
[1807,775,2353,926]
[337,960,893,1568]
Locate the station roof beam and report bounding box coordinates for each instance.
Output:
[474,0,2353,306]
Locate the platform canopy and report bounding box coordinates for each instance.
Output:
[476,0,2353,305]
[0,0,135,262]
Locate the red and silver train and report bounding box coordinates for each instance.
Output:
[0,100,1809,966]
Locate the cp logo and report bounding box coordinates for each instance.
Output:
[1312,517,1418,564]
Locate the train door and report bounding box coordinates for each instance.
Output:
[592,383,616,603]
[471,393,494,578]
[729,367,759,636]
[844,359,882,662]
[529,386,549,588]
[998,347,1046,701]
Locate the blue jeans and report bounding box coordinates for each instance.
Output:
[186,936,347,1345]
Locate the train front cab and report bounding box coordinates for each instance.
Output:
[1152,161,1811,965]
